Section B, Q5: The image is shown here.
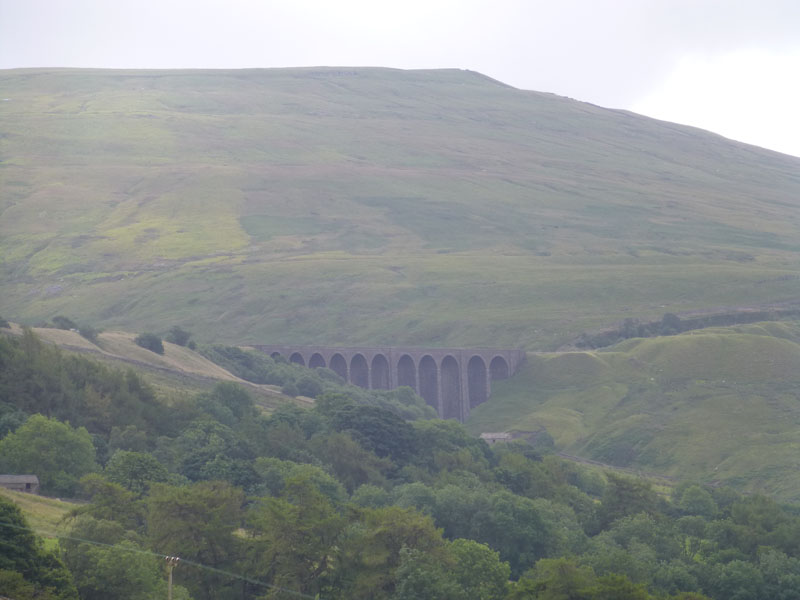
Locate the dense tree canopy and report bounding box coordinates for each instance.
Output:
[5,329,800,600]
[0,414,97,496]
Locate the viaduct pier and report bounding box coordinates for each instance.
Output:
[252,345,525,422]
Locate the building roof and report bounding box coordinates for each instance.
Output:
[480,432,512,440]
[0,474,39,483]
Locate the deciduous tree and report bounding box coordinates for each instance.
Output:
[0,414,97,496]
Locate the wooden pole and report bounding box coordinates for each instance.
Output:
[165,556,180,600]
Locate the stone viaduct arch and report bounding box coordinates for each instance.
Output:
[251,345,525,422]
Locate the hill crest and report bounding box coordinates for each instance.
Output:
[1,67,799,350]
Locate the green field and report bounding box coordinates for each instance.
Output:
[3,67,800,499]
[467,321,800,500]
[1,67,799,349]
[0,486,76,541]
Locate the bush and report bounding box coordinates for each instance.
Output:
[52,315,77,330]
[165,325,192,346]
[0,316,9,328]
[281,382,299,397]
[134,333,164,355]
[79,325,101,343]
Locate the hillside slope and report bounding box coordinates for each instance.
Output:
[467,321,800,501]
[1,67,799,349]
[2,323,291,408]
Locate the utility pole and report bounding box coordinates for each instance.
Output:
[165,556,180,600]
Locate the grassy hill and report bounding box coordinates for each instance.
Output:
[467,320,800,501]
[0,486,76,544]
[1,67,799,349]
[2,323,293,410]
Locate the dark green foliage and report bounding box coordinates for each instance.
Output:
[318,393,417,463]
[577,308,800,349]
[661,313,683,336]
[0,497,78,599]
[296,374,323,398]
[147,481,245,600]
[165,325,192,346]
[200,344,435,417]
[392,539,510,600]
[308,431,391,493]
[51,315,77,330]
[0,414,98,496]
[0,316,9,328]
[281,380,299,397]
[74,474,147,532]
[199,344,283,385]
[78,324,100,343]
[196,382,257,426]
[597,473,660,530]
[0,497,45,582]
[410,418,493,478]
[677,485,718,518]
[0,331,176,439]
[0,403,27,437]
[13,328,800,600]
[104,450,170,495]
[134,332,164,354]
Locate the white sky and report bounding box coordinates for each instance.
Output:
[1,0,798,157]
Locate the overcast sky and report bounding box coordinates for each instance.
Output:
[1,0,798,157]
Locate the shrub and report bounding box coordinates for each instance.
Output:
[52,315,77,330]
[0,316,9,328]
[165,325,192,346]
[281,381,299,397]
[79,325,101,343]
[134,332,164,355]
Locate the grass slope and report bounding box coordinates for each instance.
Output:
[1,68,799,349]
[0,487,76,541]
[3,323,292,410]
[468,320,800,501]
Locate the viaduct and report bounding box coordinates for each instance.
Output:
[252,345,526,422]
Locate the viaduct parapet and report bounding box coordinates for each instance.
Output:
[251,345,526,422]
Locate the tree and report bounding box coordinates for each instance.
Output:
[165,326,192,346]
[245,474,346,598]
[253,457,346,505]
[392,548,462,600]
[584,573,650,600]
[74,474,146,531]
[0,496,78,599]
[196,382,257,426]
[660,313,682,335]
[147,481,244,600]
[320,395,417,464]
[448,538,510,600]
[0,315,10,328]
[104,450,170,495]
[0,570,42,600]
[509,557,595,600]
[52,315,77,330]
[134,332,164,354]
[469,491,575,577]
[334,506,448,599]
[678,485,717,518]
[0,414,98,496]
[597,473,659,529]
[78,324,101,343]
[308,431,391,493]
[702,560,764,600]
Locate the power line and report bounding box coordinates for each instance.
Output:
[0,518,320,599]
